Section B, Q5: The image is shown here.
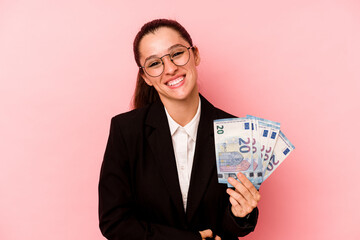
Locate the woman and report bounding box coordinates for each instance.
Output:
[99,19,260,240]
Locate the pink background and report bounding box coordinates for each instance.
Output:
[1,0,359,239]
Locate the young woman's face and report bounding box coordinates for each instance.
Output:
[139,27,200,105]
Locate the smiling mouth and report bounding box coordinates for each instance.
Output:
[166,76,184,86]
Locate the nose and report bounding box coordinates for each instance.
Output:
[162,55,178,75]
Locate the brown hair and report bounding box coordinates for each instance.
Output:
[132,19,193,109]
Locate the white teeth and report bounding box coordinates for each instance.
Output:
[167,77,184,86]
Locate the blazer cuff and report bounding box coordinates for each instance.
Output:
[228,205,258,228]
[221,205,258,237]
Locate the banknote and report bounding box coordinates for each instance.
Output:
[246,115,280,175]
[247,117,263,188]
[214,118,256,187]
[263,130,295,180]
[214,116,294,189]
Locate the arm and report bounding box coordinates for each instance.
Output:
[98,117,201,240]
[221,173,260,237]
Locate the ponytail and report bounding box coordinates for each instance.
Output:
[132,70,159,109]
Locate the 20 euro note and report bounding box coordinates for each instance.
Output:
[247,115,280,175]
[263,131,295,181]
[246,117,263,188]
[214,118,258,189]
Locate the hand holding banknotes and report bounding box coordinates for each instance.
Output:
[199,229,221,240]
[226,172,261,218]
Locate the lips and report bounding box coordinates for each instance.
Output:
[166,76,184,87]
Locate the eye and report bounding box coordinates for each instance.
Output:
[147,59,162,68]
[171,50,185,58]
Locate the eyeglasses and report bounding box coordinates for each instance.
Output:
[140,45,194,77]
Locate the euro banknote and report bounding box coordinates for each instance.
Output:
[246,115,280,173]
[263,131,295,181]
[214,116,294,189]
[213,118,255,185]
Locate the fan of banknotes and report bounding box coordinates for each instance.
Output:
[213,115,295,190]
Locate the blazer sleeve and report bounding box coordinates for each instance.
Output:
[221,204,259,238]
[98,117,201,240]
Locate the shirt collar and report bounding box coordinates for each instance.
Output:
[165,97,201,142]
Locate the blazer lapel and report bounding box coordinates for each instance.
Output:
[186,95,218,223]
[145,101,187,224]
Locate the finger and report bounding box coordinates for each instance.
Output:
[237,172,261,201]
[199,229,213,239]
[226,188,247,207]
[236,172,258,195]
[201,229,212,238]
[227,178,259,211]
[227,177,253,202]
[229,195,242,211]
[228,187,258,217]
[215,235,222,240]
[229,197,251,217]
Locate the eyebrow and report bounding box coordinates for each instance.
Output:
[144,44,188,62]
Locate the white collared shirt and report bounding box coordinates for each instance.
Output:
[164,98,201,211]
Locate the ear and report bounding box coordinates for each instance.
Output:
[193,46,201,66]
[141,72,153,86]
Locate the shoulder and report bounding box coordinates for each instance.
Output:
[213,106,237,119]
[107,104,155,146]
[111,106,149,127]
[107,105,152,142]
[200,94,237,120]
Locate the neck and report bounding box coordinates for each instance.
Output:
[162,93,200,127]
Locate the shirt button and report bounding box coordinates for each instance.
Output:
[180,166,185,170]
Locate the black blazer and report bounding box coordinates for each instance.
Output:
[98,95,258,240]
